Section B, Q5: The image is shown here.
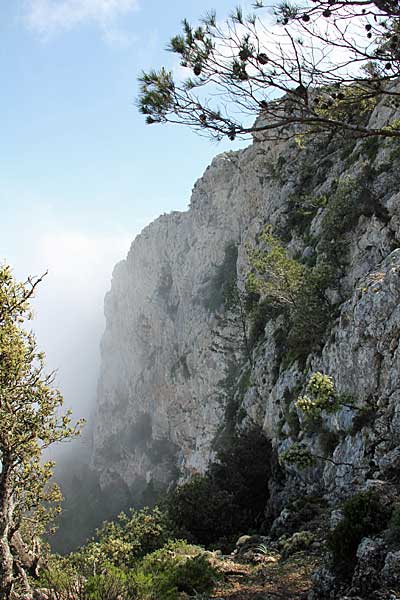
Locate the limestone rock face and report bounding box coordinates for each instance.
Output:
[92,97,400,509]
[92,150,265,492]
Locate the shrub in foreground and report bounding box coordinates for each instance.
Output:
[75,506,170,573]
[131,540,219,600]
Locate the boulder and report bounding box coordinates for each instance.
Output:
[381,550,400,587]
[309,565,337,599]
[351,537,386,596]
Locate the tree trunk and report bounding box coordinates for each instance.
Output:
[12,531,41,579]
[0,540,13,600]
[0,462,15,600]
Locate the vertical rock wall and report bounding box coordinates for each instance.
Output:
[92,100,400,510]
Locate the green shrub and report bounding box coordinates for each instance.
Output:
[39,559,136,600]
[247,299,272,348]
[387,503,400,545]
[296,372,338,417]
[302,413,323,435]
[246,226,306,308]
[39,559,84,598]
[77,507,170,572]
[286,410,301,438]
[84,566,134,600]
[350,405,377,434]
[246,297,288,351]
[210,427,272,533]
[270,495,325,538]
[132,540,219,600]
[247,228,336,362]
[328,490,391,579]
[288,260,336,361]
[280,443,315,469]
[164,475,239,547]
[318,430,340,457]
[202,242,238,312]
[320,174,377,265]
[286,193,328,238]
[280,530,315,558]
[287,496,325,533]
[165,428,272,549]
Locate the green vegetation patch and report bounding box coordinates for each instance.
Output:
[286,193,328,238]
[328,490,391,580]
[320,174,378,264]
[41,538,219,600]
[246,227,337,362]
[165,427,272,551]
[131,540,219,600]
[202,242,238,312]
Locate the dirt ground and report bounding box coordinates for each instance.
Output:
[212,553,318,600]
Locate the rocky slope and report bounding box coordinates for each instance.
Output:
[92,98,400,524]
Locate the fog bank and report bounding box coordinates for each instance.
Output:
[4,223,133,459]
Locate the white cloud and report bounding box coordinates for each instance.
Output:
[101,25,136,47]
[23,0,139,42]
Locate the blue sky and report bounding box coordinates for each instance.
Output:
[2,0,247,234]
[1,0,250,424]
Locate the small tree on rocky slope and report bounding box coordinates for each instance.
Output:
[138,0,400,141]
[0,265,83,599]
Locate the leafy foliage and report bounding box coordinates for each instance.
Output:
[49,506,170,584]
[210,427,272,531]
[138,2,400,141]
[84,567,134,600]
[274,495,326,537]
[131,540,219,600]
[81,507,170,571]
[296,372,354,419]
[296,372,338,416]
[280,531,315,559]
[280,443,315,469]
[42,541,218,600]
[288,260,336,359]
[387,502,400,544]
[247,226,306,308]
[286,193,328,238]
[41,559,134,600]
[319,174,378,264]
[246,228,335,359]
[39,558,87,599]
[318,430,340,457]
[41,529,218,599]
[328,490,391,579]
[246,297,280,350]
[165,428,272,550]
[202,242,238,312]
[163,475,239,548]
[0,265,83,598]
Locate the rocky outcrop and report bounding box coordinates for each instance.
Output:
[92,97,400,517]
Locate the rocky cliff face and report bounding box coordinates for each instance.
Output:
[92,149,264,495]
[92,98,400,514]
